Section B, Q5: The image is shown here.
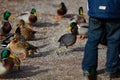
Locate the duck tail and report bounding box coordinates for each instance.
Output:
[58,38,61,42]
[1,33,14,47]
[58,36,63,42]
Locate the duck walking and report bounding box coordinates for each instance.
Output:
[18,8,37,29]
[70,6,86,24]
[69,7,88,40]
[0,49,20,75]
[0,11,14,39]
[55,2,67,21]
[58,22,78,48]
[16,19,36,41]
[7,28,37,60]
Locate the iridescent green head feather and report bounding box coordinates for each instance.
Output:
[79,6,83,15]
[70,22,77,28]
[4,11,11,20]
[1,49,11,59]
[31,8,36,14]
[68,22,77,31]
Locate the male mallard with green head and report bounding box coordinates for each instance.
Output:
[70,6,86,24]
[0,11,14,39]
[55,2,67,21]
[18,8,37,29]
[0,49,15,75]
[68,22,88,41]
[58,22,78,48]
[1,49,21,71]
[69,7,88,40]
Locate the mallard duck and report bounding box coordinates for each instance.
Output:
[58,22,78,48]
[7,33,37,60]
[16,19,36,41]
[0,49,21,75]
[54,2,67,21]
[0,11,14,39]
[68,22,88,40]
[69,7,88,40]
[70,6,86,24]
[18,8,37,29]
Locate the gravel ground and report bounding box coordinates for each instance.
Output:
[0,0,120,80]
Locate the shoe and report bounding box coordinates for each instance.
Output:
[105,72,120,79]
[82,71,97,80]
[105,68,120,79]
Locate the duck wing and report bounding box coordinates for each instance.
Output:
[77,23,88,37]
[58,33,76,46]
[18,12,30,23]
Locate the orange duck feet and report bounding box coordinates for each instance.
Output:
[0,35,6,39]
[18,54,21,60]
[27,24,33,29]
[77,35,85,41]
[22,53,27,61]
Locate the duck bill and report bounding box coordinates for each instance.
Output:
[34,12,37,16]
[9,15,14,20]
[9,53,15,59]
[68,26,72,31]
[59,4,62,9]
[79,10,83,15]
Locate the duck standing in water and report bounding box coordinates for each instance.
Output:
[55,2,67,21]
[18,8,37,29]
[58,22,78,48]
[0,11,14,39]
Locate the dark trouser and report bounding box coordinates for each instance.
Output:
[82,17,120,74]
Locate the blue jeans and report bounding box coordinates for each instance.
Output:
[82,17,120,74]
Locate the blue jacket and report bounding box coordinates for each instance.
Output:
[88,0,120,18]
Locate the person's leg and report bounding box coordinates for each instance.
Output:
[82,17,104,75]
[105,19,120,75]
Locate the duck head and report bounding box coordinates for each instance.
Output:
[59,2,66,10]
[0,49,15,73]
[1,49,11,59]
[31,8,37,17]
[16,19,25,28]
[68,22,78,35]
[1,49,15,60]
[3,11,14,21]
[79,6,83,15]
[13,27,21,41]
